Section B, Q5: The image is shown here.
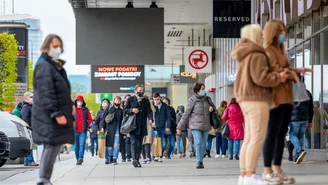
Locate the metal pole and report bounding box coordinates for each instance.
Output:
[191,29,194,46]
[203,29,206,46]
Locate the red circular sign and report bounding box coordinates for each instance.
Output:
[188,49,209,70]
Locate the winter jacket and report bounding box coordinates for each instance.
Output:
[313,108,328,134]
[100,106,123,147]
[176,112,187,132]
[21,102,32,126]
[94,109,106,128]
[222,104,244,140]
[153,102,171,130]
[290,90,313,123]
[216,107,226,132]
[74,95,92,132]
[88,121,99,138]
[231,39,282,105]
[12,107,22,119]
[32,53,74,145]
[177,95,216,132]
[166,106,176,135]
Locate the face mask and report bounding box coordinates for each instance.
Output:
[102,103,108,109]
[278,35,285,44]
[200,90,206,97]
[137,92,144,97]
[114,103,121,107]
[48,47,62,61]
[77,101,83,106]
[29,98,33,104]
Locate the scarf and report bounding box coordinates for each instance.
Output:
[135,94,144,103]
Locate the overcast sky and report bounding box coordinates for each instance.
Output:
[2,0,90,75]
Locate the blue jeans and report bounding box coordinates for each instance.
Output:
[305,128,311,149]
[289,121,308,155]
[155,127,166,156]
[207,135,215,151]
[90,137,98,156]
[24,150,35,164]
[106,124,120,159]
[215,132,227,155]
[163,134,175,156]
[74,132,87,160]
[314,133,321,149]
[228,140,240,157]
[191,130,209,163]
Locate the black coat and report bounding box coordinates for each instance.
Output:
[168,106,177,135]
[21,102,32,126]
[100,106,123,147]
[94,109,106,128]
[291,90,314,123]
[32,53,74,145]
[123,96,153,137]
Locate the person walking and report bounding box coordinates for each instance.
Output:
[88,114,99,157]
[176,105,187,158]
[231,24,288,185]
[120,94,132,162]
[74,95,93,165]
[123,85,153,168]
[262,19,312,184]
[142,96,155,164]
[313,101,328,149]
[222,98,244,161]
[177,82,215,169]
[32,34,74,185]
[162,97,176,159]
[215,101,228,158]
[12,102,23,118]
[100,96,123,165]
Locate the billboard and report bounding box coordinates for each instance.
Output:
[91,65,145,93]
[75,8,164,65]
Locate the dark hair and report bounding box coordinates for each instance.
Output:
[220,101,228,108]
[193,82,205,94]
[229,98,239,107]
[163,97,171,105]
[41,34,64,53]
[178,105,185,113]
[124,94,131,99]
[153,92,160,98]
[100,98,110,109]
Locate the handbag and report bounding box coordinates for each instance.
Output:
[221,123,230,138]
[105,113,115,124]
[207,98,222,129]
[120,114,137,135]
[293,80,310,107]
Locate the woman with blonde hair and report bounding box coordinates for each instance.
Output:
[262,20,312,184]
[231,24,288,185]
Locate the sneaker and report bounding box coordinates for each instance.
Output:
[113,159,118,165]
[28,162,40,166]
[243,174,268,185]
[121,159,126,162]
[238,175,244,185]
[276,171,295,184]
[196,162,204,169]
[235,155,239,160]
[146,158,151,164]
[221,154,226,158]
[142,160,147,164]
[288,153,293,162]
[158,158,163,162]
[166,156,171,159]
[262,173,283,185]
[105,159,110,165]
[215,154,221,158]
[154,157,159,162]
[295,150,306,164]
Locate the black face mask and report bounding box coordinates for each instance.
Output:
[114,103,121,107]
[137,92,144,97]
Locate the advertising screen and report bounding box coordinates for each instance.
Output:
[91,65,145,93]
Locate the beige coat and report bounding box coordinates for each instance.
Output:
[143,102,155,144]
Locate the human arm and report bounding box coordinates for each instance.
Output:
[177,98,194,131]
[165,105,172,129]
[146,99,153,123]
[87,109,93,126]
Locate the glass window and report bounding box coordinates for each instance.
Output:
[296,21,303,43]
[322,31,328,149]
[323,6,328,28]
[304,16,312,38]
[303,40,312,149]
[288,49,295,68]
[313,35,320,65]
[313,11,321,32]
[288,28,295,48]
[296,45,303,68]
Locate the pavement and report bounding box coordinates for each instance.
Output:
[0,152,327,185]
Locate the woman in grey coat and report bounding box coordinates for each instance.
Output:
[176,105,187,158]
[177,82,215,169]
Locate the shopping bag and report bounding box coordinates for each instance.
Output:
[120,114,137,135]
[186,139,189,151]
[221,123,230,138]
[293,82,310,107]
[98,131,107,159]
[151,137,162,157]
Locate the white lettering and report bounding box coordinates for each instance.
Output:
[214,17,251,22]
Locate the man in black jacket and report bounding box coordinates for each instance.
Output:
[22,91,39,167]
[289,75,314,164]
[162,97,177,159]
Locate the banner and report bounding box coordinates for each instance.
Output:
[213,0,251,38]
[91,65,145,93]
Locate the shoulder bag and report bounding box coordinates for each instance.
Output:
[207,97,223,129]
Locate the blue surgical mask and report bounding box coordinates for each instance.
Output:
[102,103,108,109]
[200,90,206,97]
[279,35,285,44]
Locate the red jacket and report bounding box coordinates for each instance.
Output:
[75,95,92,132]
[222,104,244,140]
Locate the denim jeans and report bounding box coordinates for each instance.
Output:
[74,132,87,160]
[191,130,209,163]
[289,121,308,155]
[215,132,227,155]
[207,135,215,151]
[90,137,98,156]
[314,133,321,149]
[24,150,35,164]
[228,139,240,157]
[163,134,175,156]
[155,127,166,156]
[106,124,120,159]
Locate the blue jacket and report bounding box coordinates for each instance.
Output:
[88,121,99,138]
[153,102,171,130]
[21,101,32,126]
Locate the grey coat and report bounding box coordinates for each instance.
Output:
[176,112,187,132]
[177,95,215,132]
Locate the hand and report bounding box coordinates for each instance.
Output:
[148,120,153,126]
[209,106,214,112]
[123,136,127,139]
[132,108,139,114]
[154,131,158,135]
[176,130,181,135]
[166,128,171,132]
[296,67,313,74]
[72,105,76,115]
[100,128,104,133]
[279,70,288,83]
[56,116,67,125]
[307,123,312,129]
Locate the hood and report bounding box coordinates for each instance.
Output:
[231,38,267,62]
[228,104,242,114]
[75,95,86,107]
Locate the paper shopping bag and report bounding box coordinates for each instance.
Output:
[151,137,162,157]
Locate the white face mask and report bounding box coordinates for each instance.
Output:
[29,98,33,104]
[48,47,62,61]
[77,101,83,107]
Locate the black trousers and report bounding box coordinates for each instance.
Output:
[263,104,293,167]
[120,136,131,160]
[142,144,151,160]
[130,134,143,161]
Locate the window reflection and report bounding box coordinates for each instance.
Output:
[296,45,303,67]
[288,49,295,68]
[288,28,295,48]
[304,16,312,38]
[296,22,303,43]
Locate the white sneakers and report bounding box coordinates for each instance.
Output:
[243,175,269,185]
[221,155,226,158]
[215,154,221,158]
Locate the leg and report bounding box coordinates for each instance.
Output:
[126,137,132,160]
[228,140,233,159]
[79,132,87,159]
[167,134,176,157]
[39,145,62,183]
[289,122,302,154]
[113,125,120,160]
[305,129,311,149]
[176,135,181,153]
[120,136,126,160]
[191,130,203,163]
[222,137,228,155]
[201,131,209,159]
[95,137,98,155]
[90,137,95,156]
[74,132,81,160]
[215,132,221,155]
[298,122,308,148]
[234,140,241,155]
[136,136,143,161]
[314,133,321,149]
[146,144,151,160]
[182,132,187,154]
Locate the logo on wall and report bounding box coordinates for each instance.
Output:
[213,0,251,38]
[179,65,199,83]
[185,47,212,73]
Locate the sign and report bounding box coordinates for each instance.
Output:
[185,47,212,73]
[171,74,180,84]
[152,88,167,98]
[179,65,198,83]
[15,83,27,97]
[213,0,251,38]
[91,65,145,93]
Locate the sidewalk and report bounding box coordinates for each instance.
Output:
[1,153,327,185]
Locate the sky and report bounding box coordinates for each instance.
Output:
[1,0,90,75]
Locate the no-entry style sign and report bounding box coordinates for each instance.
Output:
[185,47,212,73]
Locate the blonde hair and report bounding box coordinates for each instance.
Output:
[241,24,262,45]
[263,19,286,54]
[113,96,122,108]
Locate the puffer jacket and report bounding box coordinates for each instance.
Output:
[177,94,215,131]
[176,112,187,132]
[222,104,244,140]
[290,90,313,123]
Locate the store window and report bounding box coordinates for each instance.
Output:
[288,49,295,68]
[313,11,321,32]
[322,6,328,28]
[288,28,295,48]
[322,31,328,149]
[304,16,312,38]
[296,21,303,43]
[296,45,303,68]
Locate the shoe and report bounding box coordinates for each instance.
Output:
[163,151,167,157]
[158,158,163,162]
[137,161,142,168]
[238,175,244,185]
[221,154,226,158]
[189,152,194,158]
[276,171,295,184]
[105,159,110,164]
[288,153,293,162]
[196,162,204,169]
[113,159,118,165]
[154,157,159,162]
[179,153,183,158]
[37,182,52,185]
[132,160,138,168]
[142,160,147,164]
[183,153,186,158]
[167,156,171,159]
[92,154,94,157]
[243,174,268,185]
[262,173,283,185]
[146,158,151,164]
[214,154,221,158]
[207,150,211,158]
[109,156,114,163]
[229,157,233,160]
[235,155,239,160]
[76,158,83,165]
[122,159,126,162]
[96,152,98,156]
[295,149,306,164]
[127,159,132,162]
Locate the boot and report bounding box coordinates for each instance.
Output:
[113,159,118,165]
[207,150,211,158]
[109,156,114,164]
[288,153,293,162]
